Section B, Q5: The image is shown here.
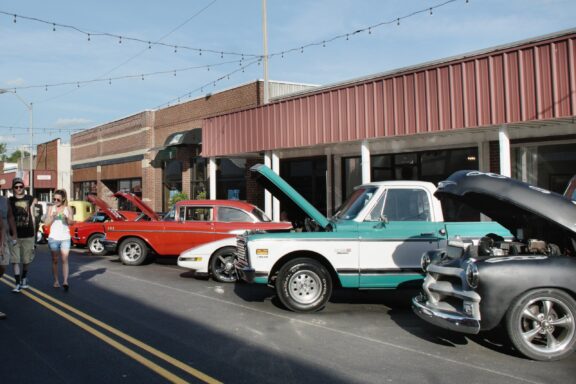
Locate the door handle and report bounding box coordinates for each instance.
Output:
[420,233,434,237]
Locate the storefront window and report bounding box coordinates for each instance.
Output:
[341,147,480,221]
[512,142,576,194]
[73,181,97,200]
[216,158,246,201]
[115,178,142,211]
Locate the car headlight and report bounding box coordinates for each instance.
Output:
[420,252,432,272]
[465,262,479,288]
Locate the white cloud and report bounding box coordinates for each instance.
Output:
[0,136,17,143]
[4,78,26,86]
[53,117,93,128]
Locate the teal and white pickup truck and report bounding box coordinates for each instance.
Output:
[234,165,511,312]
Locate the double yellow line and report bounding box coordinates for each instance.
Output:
[1,276,222,384]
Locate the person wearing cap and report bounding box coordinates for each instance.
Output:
[9,177,37,293]
[0,189,18,319]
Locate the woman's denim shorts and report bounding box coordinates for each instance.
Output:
[48,239,71,251]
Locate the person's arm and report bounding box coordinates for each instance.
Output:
[44,206,56,226]
[30,197,38,229]
[0,209,4,250]
[7,204,17,240]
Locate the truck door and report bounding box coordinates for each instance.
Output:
[358,188,447,288]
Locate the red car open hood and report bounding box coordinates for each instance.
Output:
[114,191,160,221]
[87,195,125,221]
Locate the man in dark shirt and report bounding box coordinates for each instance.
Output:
[9,177,37,293]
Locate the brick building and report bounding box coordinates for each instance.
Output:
[70,80,315,212]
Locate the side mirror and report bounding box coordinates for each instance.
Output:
[380,214,389,224]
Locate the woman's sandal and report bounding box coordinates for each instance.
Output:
[53,282,60,288]
[63,284,69,292]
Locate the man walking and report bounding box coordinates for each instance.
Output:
[9,177,37,293]
[1,190,17,318]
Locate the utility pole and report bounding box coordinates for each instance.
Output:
[0,89,34,197]
[262,0,269,105]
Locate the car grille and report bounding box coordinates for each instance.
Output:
[423,265,481,319]
[235,235,249,267]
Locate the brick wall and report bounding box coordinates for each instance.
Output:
[71,111,153,162]
[71,82,265,210]
[35,139,59,171]
[245,158,265,209]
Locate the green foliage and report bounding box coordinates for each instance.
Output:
[169,192,188,207]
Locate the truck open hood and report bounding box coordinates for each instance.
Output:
[114,192,160,221]
[250,164,331,229]
[435,171,576,244]
[87,194,125,221]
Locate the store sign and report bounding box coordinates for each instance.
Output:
[37,175,52,181]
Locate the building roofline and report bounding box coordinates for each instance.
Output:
[273,28,576,100]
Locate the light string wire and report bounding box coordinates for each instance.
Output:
[7,58,247,92]
[0,9,259,58]
[2,0,465,95]
[157,57,263,108]
[269,0,460,58]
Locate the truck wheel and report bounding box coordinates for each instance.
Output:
[119,238,149,266]
[87,233,107,256]
[505,288,576,361]
[276,258,332,312]
[210,247,238,283]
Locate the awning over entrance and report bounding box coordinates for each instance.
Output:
[150,128,202,166]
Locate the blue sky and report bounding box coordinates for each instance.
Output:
[1,0,575,155]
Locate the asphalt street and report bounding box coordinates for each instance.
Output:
[0,244,574,383]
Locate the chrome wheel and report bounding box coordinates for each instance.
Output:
[88,234,106,256]
[507,289,576,360]
[287,269,323,305]
[119,238,149,266]
[518,297,574,354]
[276,258,332,312]
[123,243,142,262]
[210,247,237,283]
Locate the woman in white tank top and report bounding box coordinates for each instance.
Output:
[45,189,74,291]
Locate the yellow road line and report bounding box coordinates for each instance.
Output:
[1,277,222,384]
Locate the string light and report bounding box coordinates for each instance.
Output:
[6,59,247,92]
[267,0,460,59]
[0,10,259,59]
[156,57,261,109]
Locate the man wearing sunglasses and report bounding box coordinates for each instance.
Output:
[8,177,37,293]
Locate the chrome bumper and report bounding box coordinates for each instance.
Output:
[412,294,480,335]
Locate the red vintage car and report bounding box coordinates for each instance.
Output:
[102,200,292,266]
[41,192,159,255]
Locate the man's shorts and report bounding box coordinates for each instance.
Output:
[48,238,71,252]
[11,237,36,264]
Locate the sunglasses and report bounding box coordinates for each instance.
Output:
[14,185,24,190]
[53,198,62,202]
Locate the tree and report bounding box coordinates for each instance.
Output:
[0,143,6,161]
[7,149,28,163]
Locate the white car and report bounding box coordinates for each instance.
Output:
[178,237,238,283]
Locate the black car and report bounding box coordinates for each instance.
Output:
[412,170,576,361]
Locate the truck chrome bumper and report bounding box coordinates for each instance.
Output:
[412,294,480,335]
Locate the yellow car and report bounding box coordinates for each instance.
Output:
[68,200,96,222]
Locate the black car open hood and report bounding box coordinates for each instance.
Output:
[435,171,576,245]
